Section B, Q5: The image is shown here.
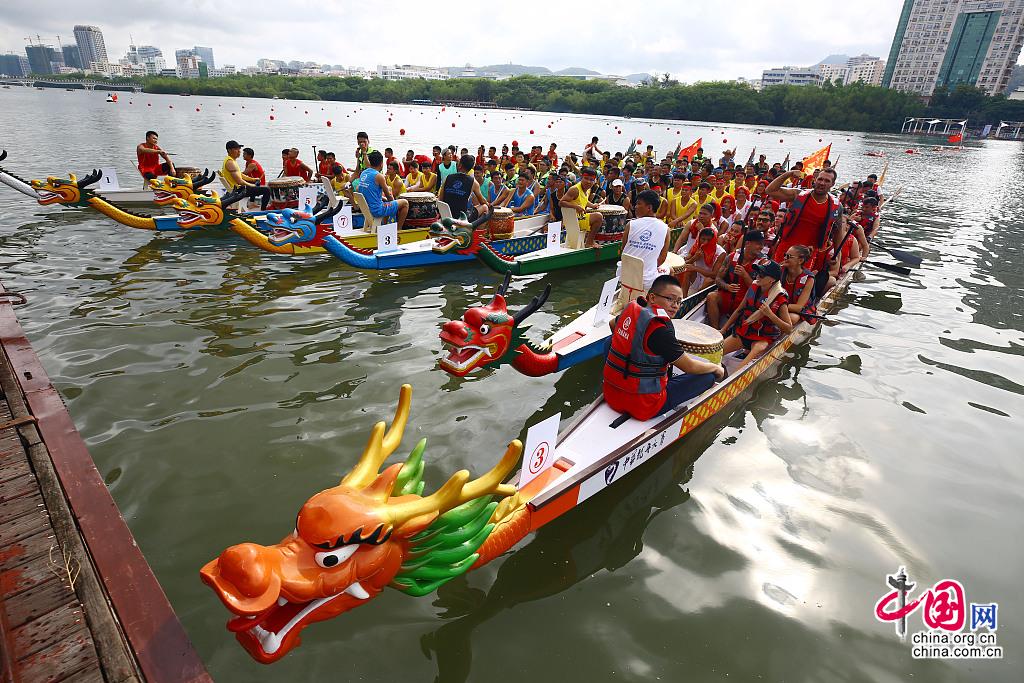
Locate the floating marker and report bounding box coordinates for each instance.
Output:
[326,120,332,127]
[270,115,275,120]
[400,128,405,135]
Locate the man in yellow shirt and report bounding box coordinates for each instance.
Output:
[222,140,270,210]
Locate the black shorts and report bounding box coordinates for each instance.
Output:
[141,162,172,180]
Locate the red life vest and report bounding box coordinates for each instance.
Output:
[735,283,789,342]
[782,268,817,322]
[137,143,162,176]
[721,250,755,290]
[777,190,838,251]
[603,300,671,421]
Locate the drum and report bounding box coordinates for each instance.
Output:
[672,320,724,365]
[596,204,629,243]
[269,176,305,209]
[175,166,200,179]
[401,191,439,228]
[486,207,515,240]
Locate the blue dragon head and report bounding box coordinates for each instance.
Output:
[266,208,319,246]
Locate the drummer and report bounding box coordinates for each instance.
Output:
[603,274,724,422]
[559,166,605,247]
[357,150,409,229]
[221,140,271,210]
[719,260,793,370]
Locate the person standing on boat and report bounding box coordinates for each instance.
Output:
[720,260,793,370]
[559,166,605,247]
[617,189,671,290]
[137,131,176,180]
[766,167,840,271]
[353,132,376,183]
[439,154,487,220]
[358,151,409,230]
[221,140,271,210]
[603,274,724,422]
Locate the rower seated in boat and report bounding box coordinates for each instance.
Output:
[720,260,793,370]
[705,229,765,328]
[604,274,724,422]
[357,150,410,229]
[559,166,605,247]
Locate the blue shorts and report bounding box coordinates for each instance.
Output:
[371,201,399,218]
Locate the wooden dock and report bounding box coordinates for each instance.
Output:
[0,285,210,682]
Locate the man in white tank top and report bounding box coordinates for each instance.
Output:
[616,189,671,290]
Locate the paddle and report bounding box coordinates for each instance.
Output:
[802,312,874,329]
[871,242,923,266]
[865,260,912,276]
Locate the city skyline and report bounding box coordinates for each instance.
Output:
[10,0,1022,83]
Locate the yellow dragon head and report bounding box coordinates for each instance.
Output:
[150,169,216,206]
[30,169,103,207]
[172,187,249,229]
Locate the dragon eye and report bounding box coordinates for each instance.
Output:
[479,324,490,335]
[314,544,358,569]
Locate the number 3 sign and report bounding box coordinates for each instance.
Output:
[518,413,561,489]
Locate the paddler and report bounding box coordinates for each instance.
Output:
[136,130,176,180]
[242,147,266,186]
[357,151,409,229]
[353,132,376,182]
[766,166,841,271]
[438,154,487,220]
[603,274,724,422]
[618,189,671,290]
[222,140,270,210]
[284,148,313,182]
[720,259,793,370]
[559,166,606,247]
[705,229,766,327]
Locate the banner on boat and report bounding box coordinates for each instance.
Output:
[518,412,561,489]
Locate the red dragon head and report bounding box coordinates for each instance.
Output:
[439,273,551,377]
[201,385,522,663]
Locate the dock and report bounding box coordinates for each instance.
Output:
[0,285,210,682]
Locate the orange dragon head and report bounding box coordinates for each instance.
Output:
[149,169,216,205]
[172,187,248,229]
[30,169,103,207]
[201,385,522,664]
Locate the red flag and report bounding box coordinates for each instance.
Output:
[677,137,702,161]
[801,143,831,174]
[948,133,962,144]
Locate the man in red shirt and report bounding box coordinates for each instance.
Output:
[766,167,840,271]
[136,130,176,180]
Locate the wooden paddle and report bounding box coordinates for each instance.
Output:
[865,260,912,276]
[871,242,922,266]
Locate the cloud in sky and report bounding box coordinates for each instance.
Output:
[1,0,1019,79]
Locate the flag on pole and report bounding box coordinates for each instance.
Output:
[677,137,702,161]
[801,143,831,174]
[947,133,963,144]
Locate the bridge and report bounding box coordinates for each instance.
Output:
[0,78,142,92]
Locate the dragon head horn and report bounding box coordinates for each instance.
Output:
[470,207,494,229]
[512,283,552,326]
[193,169,215,189]
[77,169,103,189]
[385,439,522,527]
[341,384,413,488]
[314,197,344,222]
[220,186,248,206]
[493,272,513,302]
[0,150,7,163]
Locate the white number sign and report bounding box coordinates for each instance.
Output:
[593,276,620,326]
[545,221,562,252]
[333,204,353,232]
[98,167,120,191]
[377,223,399,253]
[518,412,562,490]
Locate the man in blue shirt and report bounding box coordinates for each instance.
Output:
[358,151,409,229]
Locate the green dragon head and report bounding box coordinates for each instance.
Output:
[429,209,494,254]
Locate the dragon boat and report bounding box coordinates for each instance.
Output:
[475,211,684,276]
[172,187,429,254]
[322,211,557,270]
[199,254,864,664]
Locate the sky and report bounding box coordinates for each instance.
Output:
[1,1,1020,80]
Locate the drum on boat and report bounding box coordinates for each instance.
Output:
[401,191,439,228]
[268,176,305,209]
[486,207,515,240]
[596,204,629,243]
[175,166,200,179]
[672,319,724,364]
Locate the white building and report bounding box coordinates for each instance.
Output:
[375,64,450,81]
[817,63,849,85]
[209,65,237,78]
[176,54,203,79]
[846,56,885,85]
[883,0,1024,96]
[88,60,124,77]
[73,25,108,70]
[761,66,823,87]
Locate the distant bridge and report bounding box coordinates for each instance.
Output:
[0,78,142,92]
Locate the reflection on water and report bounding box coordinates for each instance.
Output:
[1,90,1022,682]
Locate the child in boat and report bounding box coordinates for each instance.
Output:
[720,260,793,370]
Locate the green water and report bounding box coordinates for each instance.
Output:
[0,89,1021,682]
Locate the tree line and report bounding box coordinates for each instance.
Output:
[68,71,1024,132]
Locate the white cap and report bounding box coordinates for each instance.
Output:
[611,179,624,187]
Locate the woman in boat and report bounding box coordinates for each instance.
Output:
[677,226,727,295]
[733,186,752,223]
[781,244,817,323]
[718,221,744,254]
[404,160,426,192]
[385,161,406,199]
[706,229,765,328]
[720,259,793,370]
[718,195,737,231]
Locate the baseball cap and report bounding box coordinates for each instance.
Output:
[611,179,624,187]
[743,230,766,243]
[635,176,648,185]
[752,259,783,280]
[226,140,242,150]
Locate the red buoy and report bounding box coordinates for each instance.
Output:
[195,107,200,112]
[400,128,406,135]
[636,138,642,144]
[452,122,456,127]
[529,129,534,134]
[326,120,332,127]
[512,139,518,146]
[723,139,727,143]
[779,139,784,143]
[269,115,275,120]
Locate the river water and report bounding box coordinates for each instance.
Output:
[0,88,1021,682]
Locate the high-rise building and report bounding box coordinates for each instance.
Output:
[818,63,850,85]
[137,45,163,62]
[0,54,30,77]
[61,45,83,70]
[73,25,108,68]
[24,44,64,75]
[192,46,215,69]
[883,0,1024,97]
[846,55,886,85]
